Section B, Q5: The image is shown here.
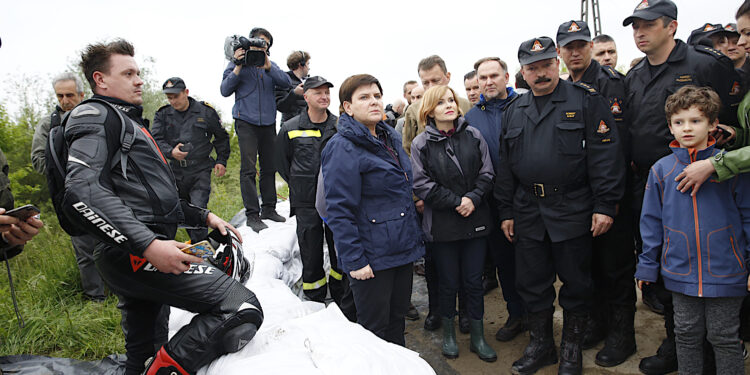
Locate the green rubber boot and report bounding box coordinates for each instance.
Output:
[470,319,497,362]
[442,317,459,359]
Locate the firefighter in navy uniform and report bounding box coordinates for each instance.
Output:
[151,77,230,243]
[275,76,356,321]
[620,1,742,373]
[556,20,638,368]
[495,37,625,375]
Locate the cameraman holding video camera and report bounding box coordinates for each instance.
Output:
[221,27,292,232]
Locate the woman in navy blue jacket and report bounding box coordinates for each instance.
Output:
[410,85,497,362]
[320,74,425,346]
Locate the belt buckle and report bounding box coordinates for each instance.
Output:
[179,159,187,167]
[533,183,545,198]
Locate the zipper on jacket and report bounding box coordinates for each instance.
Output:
[689,150,703,296]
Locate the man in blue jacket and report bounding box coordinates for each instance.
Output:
[464,57,525,343]
[221,27,292,232]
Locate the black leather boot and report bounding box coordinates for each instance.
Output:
[558,310,587,375]
[595,305,636,367]
[638,337,677,375]
[511,308,557,375]
[582,306,606,350]
[496,314,527,342]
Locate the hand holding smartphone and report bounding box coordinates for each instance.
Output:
[4,205,41,221]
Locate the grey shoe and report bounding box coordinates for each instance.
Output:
[246,215,268,232]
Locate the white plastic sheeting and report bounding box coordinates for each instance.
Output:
[168,201,435,375]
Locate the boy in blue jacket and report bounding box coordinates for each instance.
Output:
[636,85,750,375]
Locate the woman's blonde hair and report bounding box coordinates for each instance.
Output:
[418,85,463,127]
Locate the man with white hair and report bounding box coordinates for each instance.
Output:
[31,72,106,302]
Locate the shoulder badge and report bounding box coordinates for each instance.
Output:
[610,99,623,115]
[731,81,742,96]
[573,81,598,95]
[603,65,621,80]
[202,101,215,109]
[694,45,729,61]
[71,103,101,118]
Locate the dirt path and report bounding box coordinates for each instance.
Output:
[405,275,750,375]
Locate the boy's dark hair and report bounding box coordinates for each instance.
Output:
[338,74,383,113]
[665,85,721,124]
[464,70,477,81]
[737,0,750,19]
[417,55,447,74]
[79,39,135,92]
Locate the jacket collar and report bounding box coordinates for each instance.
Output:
[337,113,395,152]
[424,116,469,141]
[570,59,601,85]
[476,87,518,110]
[93,94,144,122]
[517,80,568,124]
[669,137,717,164]
[298,108,337,130]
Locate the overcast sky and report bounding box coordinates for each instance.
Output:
[0,0,740,122]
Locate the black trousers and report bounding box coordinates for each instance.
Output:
[70,234,106,299]
[432,237,486,320]
[235,120,277,217]
[515,233,593,313]
[295,207,357,321]
[173,168,212,243]
[591,203,637,310]
[487,202,524,318]
[94,243,262,375]
[425,242,467,313]
[349,263,413,346]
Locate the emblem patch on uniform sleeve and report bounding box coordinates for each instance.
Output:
[597,120,610,134]
[731,81,741,96]
[610,99,622,115]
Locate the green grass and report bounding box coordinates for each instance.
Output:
[0,133,289,360]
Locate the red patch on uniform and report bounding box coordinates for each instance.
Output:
[130,254,147,272]
[568,22,581,32]
[636,0,649,10]
[731,81,741,96]
[531,40,544,52]
[597,120,610,134]
[610,100,622,115]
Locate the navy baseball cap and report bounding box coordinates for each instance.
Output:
[303,76,334,92]
[623,0,678,26]
[162,77,186,94]
[723,23,739,36]
[557,20,591,47]
[518,37,558,65]
[687,23,725,46]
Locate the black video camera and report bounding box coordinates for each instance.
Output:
[229,36,267,67]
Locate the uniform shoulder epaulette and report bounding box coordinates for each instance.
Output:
[201,101,215,109]
[602,65,622,80]
[573,81,598,95]
[694,45,730,61]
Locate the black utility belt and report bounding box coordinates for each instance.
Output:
[522,181,586,198]
[170,159,206,168]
